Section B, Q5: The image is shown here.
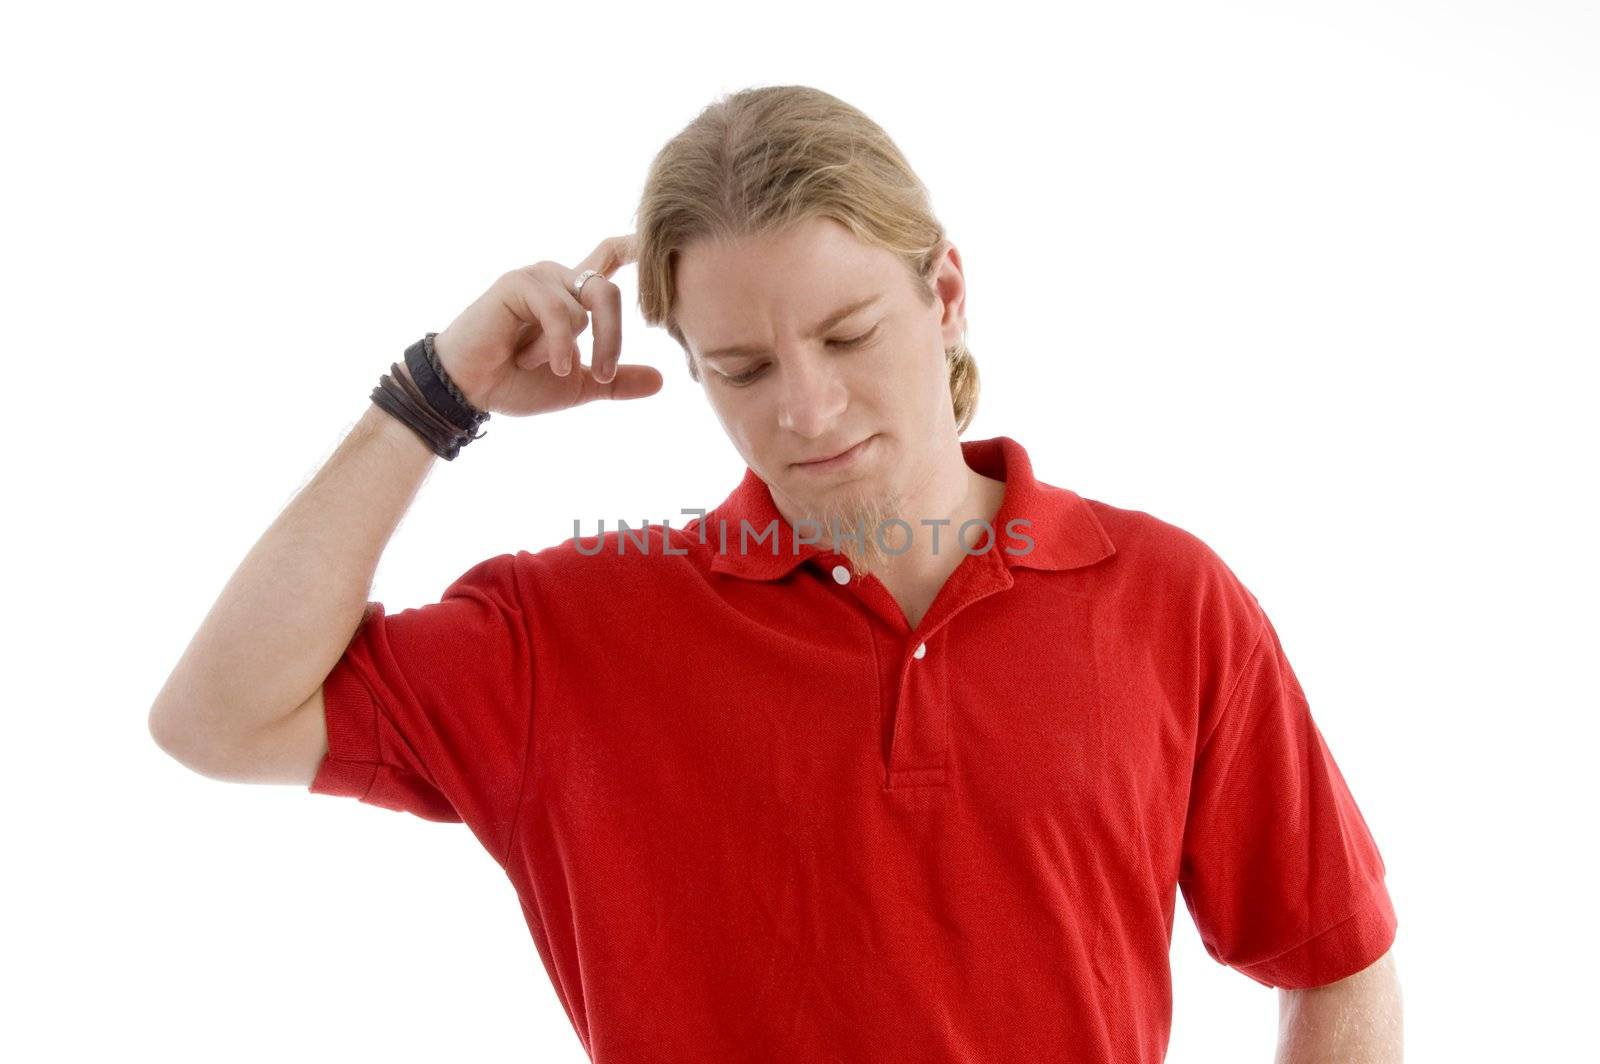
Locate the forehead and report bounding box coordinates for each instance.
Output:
[674,218,904,346]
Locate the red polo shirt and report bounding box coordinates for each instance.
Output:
[309,434,1397,1063]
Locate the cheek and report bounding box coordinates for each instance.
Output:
[704,391,743,439]
[880,340,950,403]
[708,392,769,447]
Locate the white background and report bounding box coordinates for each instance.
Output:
[5,1,1595,1060]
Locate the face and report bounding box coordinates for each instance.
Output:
[674,216,968,570]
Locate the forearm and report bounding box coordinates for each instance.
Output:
[149,382,437,759]
[1274,951,1403,1064]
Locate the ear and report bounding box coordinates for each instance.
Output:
[928,240,967,349]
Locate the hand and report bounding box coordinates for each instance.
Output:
[429,234,663,416]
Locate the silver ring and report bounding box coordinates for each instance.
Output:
[571,268,600,296]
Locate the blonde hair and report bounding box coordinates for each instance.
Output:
[632,85,979,435]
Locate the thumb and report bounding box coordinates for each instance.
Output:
[579,363,664,404]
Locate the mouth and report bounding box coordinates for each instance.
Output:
[792,435,876,473]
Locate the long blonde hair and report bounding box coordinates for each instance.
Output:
[632,85,979,435]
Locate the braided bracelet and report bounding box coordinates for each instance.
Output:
[370,335,491,460]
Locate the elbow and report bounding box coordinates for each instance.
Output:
[148,701,225,774]
[148,701,197,765]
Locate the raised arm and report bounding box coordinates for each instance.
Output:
[146,383,442,783]
[147,236,657,784]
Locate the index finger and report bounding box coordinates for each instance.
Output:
[570,235,635,383]
[575,233,638,279]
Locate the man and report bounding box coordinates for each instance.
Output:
[149,220,1401,1062]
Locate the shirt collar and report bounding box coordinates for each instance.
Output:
[698,434,1116,582]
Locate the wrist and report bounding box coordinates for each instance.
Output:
[367,335,491,461]
[362,397,438,459]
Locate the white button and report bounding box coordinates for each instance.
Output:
[913,642,927,659]
[831,564,851,585]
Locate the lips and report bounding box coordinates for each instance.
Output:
[795,438,868,466]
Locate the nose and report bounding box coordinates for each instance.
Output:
[776,348,849,439]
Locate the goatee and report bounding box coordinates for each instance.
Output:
[796,482,906,578]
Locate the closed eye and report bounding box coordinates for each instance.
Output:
[722,325,880,386]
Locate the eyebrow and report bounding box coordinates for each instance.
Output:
[700,294,884,362]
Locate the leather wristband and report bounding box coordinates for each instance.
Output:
[370,334,491,461]
[404,332,489,434]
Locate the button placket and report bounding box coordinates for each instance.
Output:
[883,550,1015,789]
[889,625,950,787]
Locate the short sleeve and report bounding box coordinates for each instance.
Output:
[308,551,536,864]
[1178,608,1397,990]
